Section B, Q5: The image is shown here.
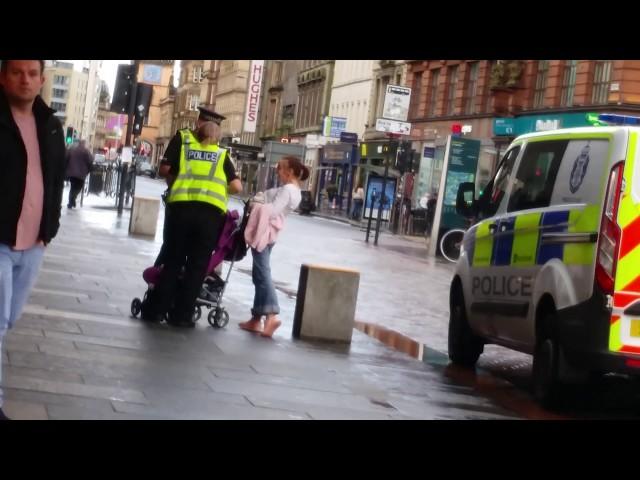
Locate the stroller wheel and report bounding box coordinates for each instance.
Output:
[131,298,142,318]
[193,305,202,322]
[208,308,229,329]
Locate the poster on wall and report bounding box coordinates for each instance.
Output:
[428,135,481,256]
[364,175,397,221]
[439,136,480,230]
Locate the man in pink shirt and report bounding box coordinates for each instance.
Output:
[0,60,66,420]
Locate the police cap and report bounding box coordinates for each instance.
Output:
[198,106,226,125]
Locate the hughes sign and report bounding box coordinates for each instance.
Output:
[243,60,265,133]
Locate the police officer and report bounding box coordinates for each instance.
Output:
[142,106,242,327]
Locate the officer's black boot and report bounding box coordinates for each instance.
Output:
[141,297,164,323]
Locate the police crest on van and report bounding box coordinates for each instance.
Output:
[569,144,590,193]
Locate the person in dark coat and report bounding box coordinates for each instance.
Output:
[0,60,66,420]
[65,139,93,209]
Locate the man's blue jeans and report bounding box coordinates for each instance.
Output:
[251,244,280,317]
[0,244,45,408]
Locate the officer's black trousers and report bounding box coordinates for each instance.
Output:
[148,202,224,321]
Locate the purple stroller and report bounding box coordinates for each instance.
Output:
[130,201,250,328]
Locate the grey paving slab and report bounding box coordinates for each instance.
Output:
[303,406,395,420]
[3,387,116,413]
[3,338,39,354]
[46,404,165,420]
[133,384,252,414]
[3,374,147,404]
[45,330,155,351]
[10,327,45,338]
[7,350,153,381]
[111,399,309,420]
[81,373,212,392]
[205,376,394,414]
[19,315,83,334]
[208,367,354,395]
[1,399,49,420]
[3,365,84,384]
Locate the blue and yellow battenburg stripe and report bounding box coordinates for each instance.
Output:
[469,206,599,267]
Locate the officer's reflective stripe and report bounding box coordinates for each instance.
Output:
[170,129,228,212]
[169,189,227,204]
[472,222,493,267]
[179,174,227,185]
[185,150,227,178]
[609,315,623,352]
[564,206,599,265]
[511,212,541,266]
[536,211,569,264]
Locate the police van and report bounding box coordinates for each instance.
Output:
[449,114,640,406]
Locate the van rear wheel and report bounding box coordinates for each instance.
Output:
[532,336,561,408]
[448,287,484,367]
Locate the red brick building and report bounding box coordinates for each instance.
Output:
[406,60,640,204]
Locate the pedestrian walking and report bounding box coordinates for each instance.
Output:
[65,139,93,209]
[0,60,66,420]
[351,183,364,220]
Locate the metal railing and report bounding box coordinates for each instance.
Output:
[82,160,136,206]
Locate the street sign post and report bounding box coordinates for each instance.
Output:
[375,118,411,135]
[366,85,412,244]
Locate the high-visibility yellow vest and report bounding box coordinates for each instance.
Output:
[167,129,228,212]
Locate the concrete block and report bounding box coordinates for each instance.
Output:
[292,264,359,343]
[129,196,160,236]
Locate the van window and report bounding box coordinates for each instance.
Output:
[507,140,568,213]
[549,139,610,206]
[479,146,520,218]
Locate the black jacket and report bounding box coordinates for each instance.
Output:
[0,88,66,246]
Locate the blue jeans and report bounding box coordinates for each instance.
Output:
[0,244,45,408]
[251,244,279,316]
[352,199,363,219]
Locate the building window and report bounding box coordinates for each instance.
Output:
[193,65,204,83]
[559,60,578,107]
[533,60,549,108]
[410,72,422,118]
[446,65,459,115]
[376,76,390,119]
[188,94,200,111]
[272,61,283,85]
[463,62,479,115]
[52,88,66,99]
[427,69,440,117]
[51,102,66,112]
[592,60,612,105]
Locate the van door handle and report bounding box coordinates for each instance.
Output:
[488,223,498,234]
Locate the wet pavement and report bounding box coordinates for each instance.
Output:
[0,178,524,420]
[5,177,640,419]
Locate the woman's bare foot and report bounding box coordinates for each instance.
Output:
[261,316,281,338]
[239,317,263,333]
